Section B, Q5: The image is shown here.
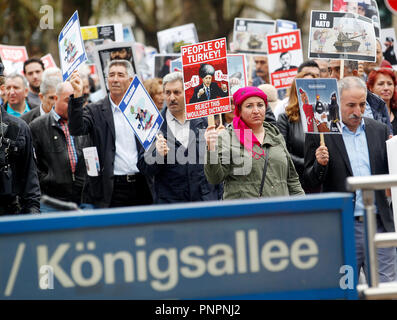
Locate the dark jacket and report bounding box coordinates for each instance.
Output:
[304,117,394,232]
[30,98,90,205]
[0,106,41,214]
[68,95,151,208]
[21,107,41,125]
[276,112,305,186]
[189,82,228,103]
[138,107,222,203]
[367,91,393,135]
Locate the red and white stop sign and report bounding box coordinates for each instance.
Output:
[386,0,397,15]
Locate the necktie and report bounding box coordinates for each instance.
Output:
[59,119,77,174]
[206,87,210,100]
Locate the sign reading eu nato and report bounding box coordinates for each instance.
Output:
[0,193,357,299]
[58,11,87,81]
[118,76,164,151]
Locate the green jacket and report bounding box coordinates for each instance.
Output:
[205,121,304,200]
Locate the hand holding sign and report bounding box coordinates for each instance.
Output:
[156,133,169,157]
[205,124,225,151]
[315,145,329,166]
[69,70,83,98]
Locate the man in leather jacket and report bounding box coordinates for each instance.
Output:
[0,104,41,215]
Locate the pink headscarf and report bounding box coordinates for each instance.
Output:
[232,87,268,159]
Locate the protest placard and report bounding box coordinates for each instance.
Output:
[309,10,376,62]
[93,41,139,97]
[381,28,397,67]
[276,19,298,33]
[296,78,342,134]
[152,53,180,78]
[386,136,397,228]
[233,18,276,54]
[0,45,28,75]
[40,53,57,69]
[227,54,248,95]
[267,30,303,90]
[157,23,199,54]
[123,25,135,42]
[331,0,380,39]
[181,38,230,120]
[170,57,182,73]
[81,23,124,64]
[118,76,164,151]
[58,11,87,81]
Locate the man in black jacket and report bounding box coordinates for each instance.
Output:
[304,77,396,283]
[0,105,41,215]
[30,76,90,206]
[68,61,152,208]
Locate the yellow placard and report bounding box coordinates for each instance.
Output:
[81,27,99,40]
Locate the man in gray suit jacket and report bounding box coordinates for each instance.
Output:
[305,77,396,283]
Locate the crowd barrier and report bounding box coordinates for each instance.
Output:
[0,193,357,300]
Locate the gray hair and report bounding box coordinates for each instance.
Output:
[5,72,28,88]
[42,67,62,82]
[338,76,367,96]
[106,59,134,78]
[40,76,62,95]
[163,72,183,88]
[55,81,73,96]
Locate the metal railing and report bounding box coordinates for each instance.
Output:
[347,174,397,300]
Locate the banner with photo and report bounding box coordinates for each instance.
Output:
[40,53,57,69]
[233,18,276,54]
[296,78,342,134]
[118,76,164,151]
[309,10,376,62]
[81,23,124,65]
[267,30,303,90]
[181,38,230,120]
[227,54,248,96]
[331,0,380,39]
[93,41,139,98]
[152,53,180,78]
[157,23,199,54]
[58,11,87,81]
[0,45,28,75]
[381,28,397,67]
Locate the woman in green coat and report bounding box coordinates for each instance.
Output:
[204,86,304,200]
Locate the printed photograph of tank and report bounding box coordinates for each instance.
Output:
[309,11,376,62]
[232,18,276,54]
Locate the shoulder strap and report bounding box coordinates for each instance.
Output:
[259,146,270,197]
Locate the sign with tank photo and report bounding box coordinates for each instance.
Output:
[296,78,342,134]
[118,76,164,151]
[331,0,380,39]
[267,30,303,90]
[58,11,87,81]
[157,23,199,54]
[181,38,230,120]
[233,18,276,54]
[309,10,376,62]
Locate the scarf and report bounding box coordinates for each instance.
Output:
[232,116,266,160]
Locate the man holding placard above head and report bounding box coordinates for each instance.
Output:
[304,76,396,283]
[68,59,153,208]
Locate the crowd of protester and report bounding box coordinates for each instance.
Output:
[1,24,397,284]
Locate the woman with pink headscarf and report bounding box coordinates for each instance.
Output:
[204,86,304,200]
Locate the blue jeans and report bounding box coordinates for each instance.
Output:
[355,215,396,283]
